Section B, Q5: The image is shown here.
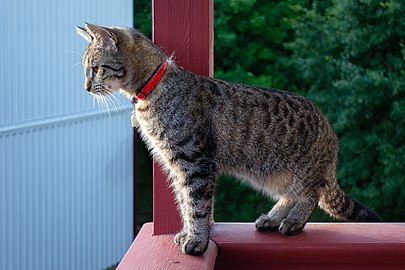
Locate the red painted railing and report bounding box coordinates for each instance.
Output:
[118,1,405,269]
[118,222,405,270]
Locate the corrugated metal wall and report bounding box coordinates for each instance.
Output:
[0,1,134,269]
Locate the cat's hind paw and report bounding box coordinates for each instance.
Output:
[255,214,280,232]
[279,218,305,236]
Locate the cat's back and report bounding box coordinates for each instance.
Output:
[206,75,327,135]
[197,75,337,174]
[161,68,334,149]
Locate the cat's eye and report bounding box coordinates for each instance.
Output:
[93,66,99,74]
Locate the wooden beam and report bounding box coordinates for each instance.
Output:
[118,223,405,269]
[152,0,214,235]
[211,223,405,269]
[117,223,218,270]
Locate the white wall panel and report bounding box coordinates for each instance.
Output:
[0,1,134,269]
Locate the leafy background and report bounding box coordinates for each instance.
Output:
[134,0,405,229]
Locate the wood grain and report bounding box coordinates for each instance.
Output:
[117,223,218,270]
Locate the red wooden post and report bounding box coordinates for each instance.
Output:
[152,0,214,235]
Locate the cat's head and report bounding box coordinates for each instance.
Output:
[77,23,167,99]
[76,23,135,97]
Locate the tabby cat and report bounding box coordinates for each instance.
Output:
[76,24,381,256]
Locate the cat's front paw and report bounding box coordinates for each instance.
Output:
[174,231,187,246]
[181,236,209,256]
[255,214,280,232]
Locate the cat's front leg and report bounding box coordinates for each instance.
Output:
[174,159,216,256]
[172,186,190,246]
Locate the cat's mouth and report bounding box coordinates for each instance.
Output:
[90,90,111,97]
[89,86,125,114]
[90,85,113,97]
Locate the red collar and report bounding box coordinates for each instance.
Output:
[135,60,169,100]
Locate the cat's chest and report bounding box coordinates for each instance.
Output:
[135,103,168,150]
[135,104,179,172]
[136,107,160,138]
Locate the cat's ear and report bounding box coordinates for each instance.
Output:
[85,23,117,49]
[76,25,92,43]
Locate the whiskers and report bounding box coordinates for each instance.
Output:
[61,49,84,69]
[91,89,128,116]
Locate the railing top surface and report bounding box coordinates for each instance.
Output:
[118,222,405,270]
[211,222,405,244]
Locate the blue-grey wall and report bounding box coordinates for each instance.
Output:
[0,1,134,269]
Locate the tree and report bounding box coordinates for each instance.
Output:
[288,0,405,220]
[214,0,307,90]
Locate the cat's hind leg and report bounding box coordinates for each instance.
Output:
[277,176,321,235]
[255,197,294,232]
[255,171,295,232]
[256,192,318,235]
[255,172,320,235]
[278,193,318,235]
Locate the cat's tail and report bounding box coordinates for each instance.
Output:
[318,180,381,222]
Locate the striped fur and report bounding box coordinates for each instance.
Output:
[78,24,381,256]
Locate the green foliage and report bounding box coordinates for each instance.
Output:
[134,0,405,224]
[214,0,308,90]
[134,1,153,230]
[134,0,152,37]
[288,0,405,220]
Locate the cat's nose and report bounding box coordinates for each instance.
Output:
[84,80,92,92]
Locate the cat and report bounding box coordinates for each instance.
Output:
[76,23,381,256]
